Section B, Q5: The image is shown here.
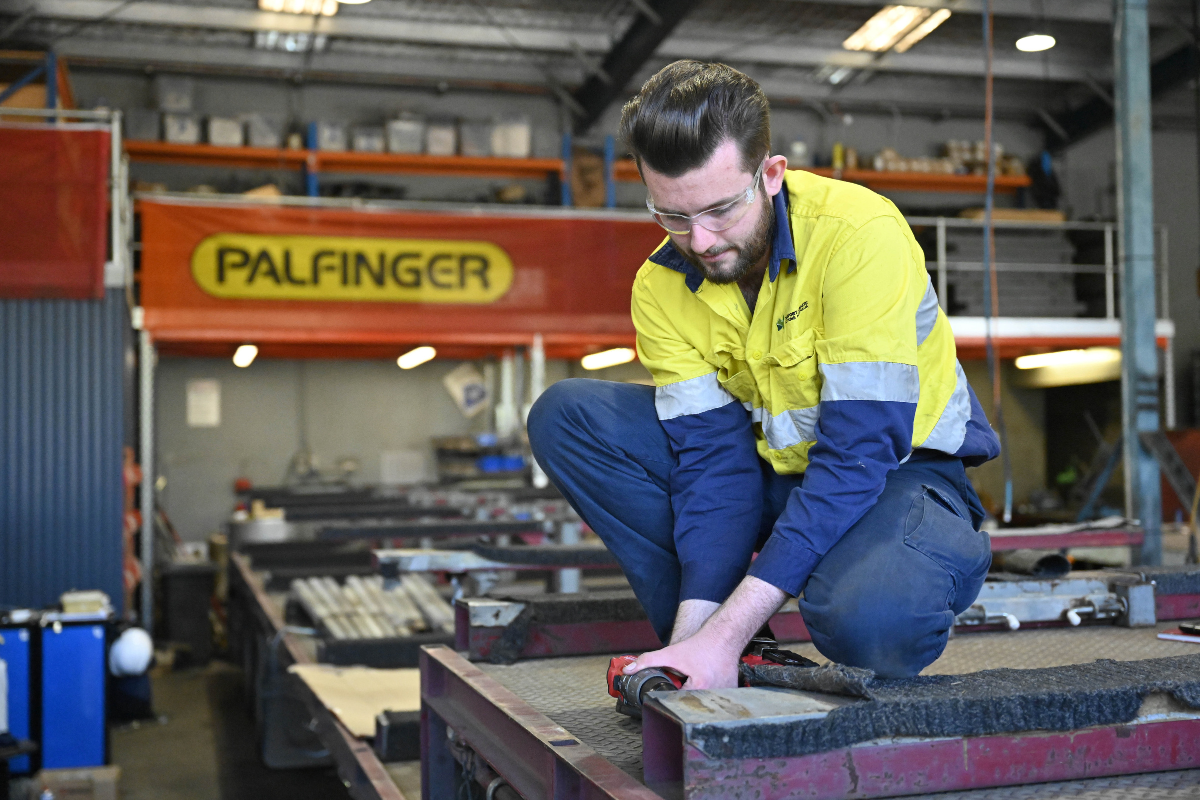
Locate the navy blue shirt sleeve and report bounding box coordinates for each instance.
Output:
[661,400,763,604]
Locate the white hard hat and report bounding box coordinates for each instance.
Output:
[109,627,153,676]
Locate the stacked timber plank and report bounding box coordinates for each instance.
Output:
[292,574,456,639]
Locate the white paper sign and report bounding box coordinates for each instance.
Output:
[186,379,221,427]
[442,363,489,418]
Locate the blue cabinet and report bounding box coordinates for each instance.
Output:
[0,626,32,773]
[41,623,106,768]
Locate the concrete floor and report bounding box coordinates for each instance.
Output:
[111,661,351,800]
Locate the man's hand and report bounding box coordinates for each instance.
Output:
[623,628,741,689]
[623,575,789,690]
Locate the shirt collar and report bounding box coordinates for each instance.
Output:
[648,182,795,293]
[768,182,796,282]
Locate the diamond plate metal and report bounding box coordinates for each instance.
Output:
[478,624,1200,797]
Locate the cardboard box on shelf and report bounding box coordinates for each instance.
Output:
[207,116,244,147]
[123,108,160,142]
[351,126,386,153]
[458,120,492,157]
[315,120,347,151]
[424,121,456,156]
[35,766,121,800]
[163,113,200,145]
[153,75,193,113]
[386,115,424,154]
[491,116,531,158]
[243,113,283,148]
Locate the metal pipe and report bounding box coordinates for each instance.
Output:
[1114,0,1162,563]
[554,521,582,594]
[528,333,549,489]
[138,330,156,629]
[936,217,947,311]
[1104,224,1115,319]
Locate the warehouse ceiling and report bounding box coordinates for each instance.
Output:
[1,0,1196,127]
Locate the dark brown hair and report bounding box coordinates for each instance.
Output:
[619,60,771,178]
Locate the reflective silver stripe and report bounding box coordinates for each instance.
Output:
[916,277,940,346]
[921,360,971,454]
[819,362,920,404]
[654,373,737,420]
[747,405,820,451]
[788,406,820,443]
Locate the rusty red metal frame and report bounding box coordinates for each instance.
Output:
[641,701,1200,800]
[420,644,663,800]
[231,554,407,800]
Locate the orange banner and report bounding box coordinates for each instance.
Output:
[139,198,667,359]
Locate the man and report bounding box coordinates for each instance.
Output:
[528,61,999,687]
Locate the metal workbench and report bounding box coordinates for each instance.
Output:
[421,623,1200,800]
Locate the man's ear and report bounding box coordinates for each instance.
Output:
[763,154,789,197]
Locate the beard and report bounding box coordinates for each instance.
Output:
[678,197,774,285]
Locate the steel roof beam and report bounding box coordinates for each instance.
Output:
[1043,41,1198,149]
[570,0,691,133]
[796,0,1185,26]
[22,0,1094,83]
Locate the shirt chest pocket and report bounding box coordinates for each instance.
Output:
[762,329,820,409]
[709,341,758,405]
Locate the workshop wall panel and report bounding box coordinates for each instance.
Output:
[0,290,126,611]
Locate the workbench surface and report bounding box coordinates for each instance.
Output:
[479,623,1200,799]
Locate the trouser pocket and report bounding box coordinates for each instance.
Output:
[903,484,992,615]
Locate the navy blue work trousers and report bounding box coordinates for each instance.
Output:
[528,378,992,678]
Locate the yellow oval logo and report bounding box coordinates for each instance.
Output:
[190,233,514,304]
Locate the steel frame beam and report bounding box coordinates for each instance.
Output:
[1114,0,1163,565]
[641,700,1200,799]
[420,644,661,800]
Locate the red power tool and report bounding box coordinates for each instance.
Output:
[606,639,817,718]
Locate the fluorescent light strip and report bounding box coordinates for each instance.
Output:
[1016,33,1056,52]
[581,348,636,371]
[893,8,951,53]
[258,0,339,16]
[843,5,930,53]
[397,346,436,369]
[1014,348,1120,370]
[233,344,258,368]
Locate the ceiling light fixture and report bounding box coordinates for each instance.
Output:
[258,0,339,17]
[580,348,636,371]
[1014,347,1120,370]
[397,346,437,370]
[893,8,951,53]
[1016,33,1056,52]
[233,344,258,368]
[843,5,942,53]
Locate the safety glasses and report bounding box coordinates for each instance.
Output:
[646,161,765,235]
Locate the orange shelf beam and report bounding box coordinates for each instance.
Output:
[124,140,565,180]
[125,140,307,170]
[315,150,564,180]
[611,157,1030,194]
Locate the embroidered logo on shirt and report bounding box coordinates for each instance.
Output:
[776,301,809,331]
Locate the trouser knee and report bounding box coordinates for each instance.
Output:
[527,379,592,461]
[801,596,953,679]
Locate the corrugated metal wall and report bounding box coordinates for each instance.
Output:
[1,290,126,612]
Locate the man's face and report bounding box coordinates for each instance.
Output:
[642,140,787,285]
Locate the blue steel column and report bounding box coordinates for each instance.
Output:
[1114,0,1162,564]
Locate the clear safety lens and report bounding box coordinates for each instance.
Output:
[647,161,765,235]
